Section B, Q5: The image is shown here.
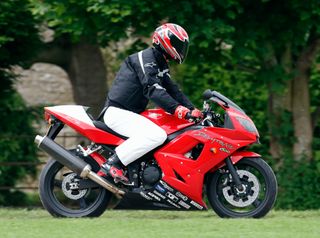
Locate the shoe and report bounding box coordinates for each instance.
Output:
[101,154,129,185]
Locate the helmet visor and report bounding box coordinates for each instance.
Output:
[170,33,189,63]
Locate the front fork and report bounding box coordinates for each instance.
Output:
[225,157,244,191]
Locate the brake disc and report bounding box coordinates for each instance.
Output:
[61,173,88,200]
[222,170,260,208]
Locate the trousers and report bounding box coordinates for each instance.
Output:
[103,106,167,166]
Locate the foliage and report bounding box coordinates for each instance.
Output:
[0,0,40,205]
[275,158,320,210]
[0,0,40,68]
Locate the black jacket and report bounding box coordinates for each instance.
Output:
[106,47,194,114]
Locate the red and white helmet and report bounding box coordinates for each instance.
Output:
[152,23,189,64]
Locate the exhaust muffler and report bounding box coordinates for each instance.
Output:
[34,135,125,198]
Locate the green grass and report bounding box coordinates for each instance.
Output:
[0,209,319,238]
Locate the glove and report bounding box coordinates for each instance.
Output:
[186,108,203,122]
[190,108,203,119]
[174,105,190,119]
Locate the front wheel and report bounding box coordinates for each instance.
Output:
[206,157,277,218]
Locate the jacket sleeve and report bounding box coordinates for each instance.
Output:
[162,76,195,110]
[135,51,180,114]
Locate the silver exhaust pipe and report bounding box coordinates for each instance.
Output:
[35,135,125,198]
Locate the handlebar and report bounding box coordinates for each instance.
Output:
[185,112,202,123]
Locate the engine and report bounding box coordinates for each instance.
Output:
[140,161,161,188]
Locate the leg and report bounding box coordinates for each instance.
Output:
[104,107,167,165]
[102,107,167,183]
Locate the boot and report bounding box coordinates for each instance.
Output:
[101,154,129,185]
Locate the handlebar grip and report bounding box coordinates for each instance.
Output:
[185,112,202,123]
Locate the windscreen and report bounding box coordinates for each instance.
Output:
[211,91,246,114]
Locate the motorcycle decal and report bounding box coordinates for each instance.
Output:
[155,184,166,193]
[147,192,161,202]
[147,180,206,210]
[194,132,234,149]
[219,148,230,154]
[153,190,166,199]
[159,180,174,192]
[166,192,179,202]
[176,192,188,201]
[190,201,204,210]
[139,191,152,201]
[178,200,191,209]
[166,199,181,209]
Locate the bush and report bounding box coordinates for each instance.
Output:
[275,158,320,210]
[0,0,40,205]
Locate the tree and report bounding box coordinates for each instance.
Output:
[166,0,320,162]
[30,0,146,116]
[0,0,40,205]
[220,0,320,162]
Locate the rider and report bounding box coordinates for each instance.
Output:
[101,23,203,184]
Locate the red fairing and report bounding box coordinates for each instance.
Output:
[154,125,258,207]
[46,107,192,145]
[141,108,193,134]
[230,151,261,164]
[44,107,124,146]
[151,105,260,206]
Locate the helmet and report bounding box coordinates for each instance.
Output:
[152,23,189,64]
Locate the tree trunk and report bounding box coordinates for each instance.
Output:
[67,42,107,117]
[32,38,108,118]
[265,44,291,162]
[291,38,320,161]
[292,72,312,161]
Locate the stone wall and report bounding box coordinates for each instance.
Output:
[14,63,82,152]
[15,63,74,106]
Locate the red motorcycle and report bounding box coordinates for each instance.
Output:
[35,89,277,218]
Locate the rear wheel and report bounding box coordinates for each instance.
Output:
[206,157,277,218]
[39,159,112,217]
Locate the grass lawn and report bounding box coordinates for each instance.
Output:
[0,209,319,238]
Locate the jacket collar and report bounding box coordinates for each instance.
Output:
[152,47,168,69]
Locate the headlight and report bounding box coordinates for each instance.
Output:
[236,117,258,133]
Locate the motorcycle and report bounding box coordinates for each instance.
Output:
[35,89,277,218]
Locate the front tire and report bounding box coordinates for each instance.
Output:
[39,159,112,217]
[206,157,277,218]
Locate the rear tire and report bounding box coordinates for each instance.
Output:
[39,159,112,217]
[206,157,277,218]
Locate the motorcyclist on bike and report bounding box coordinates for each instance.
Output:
[101,23,203,184]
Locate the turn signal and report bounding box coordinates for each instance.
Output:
[210,148,217,154]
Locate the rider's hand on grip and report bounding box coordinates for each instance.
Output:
[174,105,190,120]
[191,108,203,119]
[187,108,203,122]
